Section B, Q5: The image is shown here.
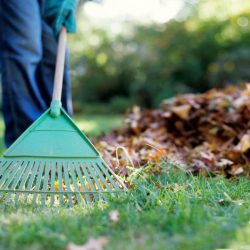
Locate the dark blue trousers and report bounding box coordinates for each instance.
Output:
[0,0,73,147]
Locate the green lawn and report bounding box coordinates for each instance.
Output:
[0,169,249,250]
[74,114,123,137]
[0,115,249,250]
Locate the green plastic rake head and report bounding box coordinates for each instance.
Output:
[0,28,126,206]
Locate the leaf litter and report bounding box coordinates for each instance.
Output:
[95,83,250,178]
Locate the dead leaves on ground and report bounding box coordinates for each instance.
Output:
[95,83,250,178]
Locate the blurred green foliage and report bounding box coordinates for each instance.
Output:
[70,1,250,112]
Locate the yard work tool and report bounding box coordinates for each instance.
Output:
[0,27,126,207]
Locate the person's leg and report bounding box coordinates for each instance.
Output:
[0,0,44,147]
[0,0,73,147]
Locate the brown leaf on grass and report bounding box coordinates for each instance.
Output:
[66,237,108,250]
[166,184,187,191]
[155,182,163,189]
[155,183,187,191]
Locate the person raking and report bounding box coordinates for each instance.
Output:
[0,0,78,147]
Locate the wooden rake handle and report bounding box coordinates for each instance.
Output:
[52,27,67,102]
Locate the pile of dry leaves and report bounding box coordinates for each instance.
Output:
[96,83,250,177]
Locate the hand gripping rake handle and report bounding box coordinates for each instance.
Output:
[50,27,67,118]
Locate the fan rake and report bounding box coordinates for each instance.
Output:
[0,27,126,206]
[0,157,125,207]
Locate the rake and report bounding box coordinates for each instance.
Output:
[0,27,126,207]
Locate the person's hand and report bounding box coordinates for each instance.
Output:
[44,0,78,36]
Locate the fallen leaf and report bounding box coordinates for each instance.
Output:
[66,237,108,250]
[109,210,119,224]
[54,180,59,192]
[235,134,250,153]
[155,182,163,189]
[171,104,191,120]
[229,165,244,175]
[216,159,234,168]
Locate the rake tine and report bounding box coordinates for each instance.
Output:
[0,160,12,197]
[0,161,17,188]
[32,162,45,204]
[50,161,56,207]
[0,161,23,199]
[63,162,73,207]
[97,160,121,190]
[0,160,12,178]
[74,162,91,203]
[5,161,29,201]
[69,162,82,204]
[15,161,34,203]
[93,162,111,192]
[24,161,40,202]
[41,162,50,207]
[103,161,127,189]
[80,162,98,201]
[57,162,64,206]
[86,162,103,192]
[87,161,107,201]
